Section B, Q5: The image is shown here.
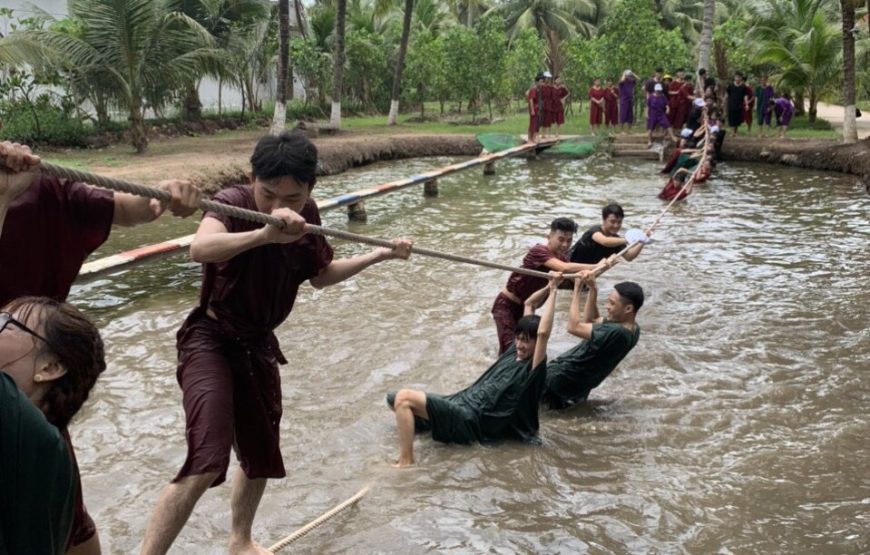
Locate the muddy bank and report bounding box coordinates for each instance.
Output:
[192,133,481,194]
[722,137,870,189]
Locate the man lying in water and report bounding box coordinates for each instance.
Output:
[387,273,563,468]
[542,274,643,409]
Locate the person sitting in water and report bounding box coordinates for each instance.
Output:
[491,217,596,354]
[0,296,107,554]
[567,204,648,267]
[543,275,643,409]
[388,273,562,468]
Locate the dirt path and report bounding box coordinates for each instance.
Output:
[815,102,870,139]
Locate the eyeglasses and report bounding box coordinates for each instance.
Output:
[0,312,52,346]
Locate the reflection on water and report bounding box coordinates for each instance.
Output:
[69,157,869,554]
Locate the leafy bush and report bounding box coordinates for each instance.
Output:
[0,94,92,147]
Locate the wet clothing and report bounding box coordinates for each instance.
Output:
[174,186,333,486]
[492,244,564,354]
[0,176,114,308]
[386,345,547,445]
[568,225,623,265]
[543,322,640,409]
[0,372,76,554]
[658,177,691,201]
[0,175,114,548]
[686,106,704,132]
[589,87,606,125]
[646,95,670,130]
[756,85,775,125]
[527,86,542,139]
[726,82,749,128]
[618,78,636,124]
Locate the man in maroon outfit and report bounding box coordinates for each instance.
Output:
[139,132,411,555]
[0,140,201,555]
[491,217,599,354]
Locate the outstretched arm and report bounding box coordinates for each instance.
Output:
[523,285,550,316]
[567,274,601,340]
[532,273,562,369]
[310,239,412,289]
[113,180,202,227]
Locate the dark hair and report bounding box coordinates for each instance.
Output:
[698,68,707,75]
[535,73,545,82]
[602,203,624,220]
[734,71,744,79]
[550,217,578,233]
[614,282,644,312]
[676,67,684,73]
[655,67,663,73]
[4,297,106,429]
[250,132,319,188]
[515,315,541,339]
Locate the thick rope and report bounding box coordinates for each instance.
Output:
[267,486,370,553]
[24,160,564,280]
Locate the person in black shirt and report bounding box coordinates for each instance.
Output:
[568,204,648,265]
[725,72,750,134]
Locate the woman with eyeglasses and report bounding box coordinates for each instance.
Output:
[0,296,106,554]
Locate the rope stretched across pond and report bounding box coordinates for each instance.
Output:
[267,486,369,553]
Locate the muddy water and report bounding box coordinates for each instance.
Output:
[68,156,869,554]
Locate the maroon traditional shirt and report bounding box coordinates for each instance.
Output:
[0,175,114,308]
[504,244,564,301]
[194,185,334,339]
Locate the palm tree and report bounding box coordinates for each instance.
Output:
[448,0,491,26]
[331,0,347,127]
[1,0,216,153]
[271,0,290,134]
[488,0,596,74]
[387,0,414,125]
[697,0,716,71]
[841,0,858,143]
[655,0,705,43]
[750,7,841,123]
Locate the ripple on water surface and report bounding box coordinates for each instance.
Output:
[68,157,869,554]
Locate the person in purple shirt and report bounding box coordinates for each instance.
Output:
[755,76,775,137]
[771,93,795,138]
[0,140,201,555]
[618,69,637,132]
[139,132,412,555]
[646,83,676,146]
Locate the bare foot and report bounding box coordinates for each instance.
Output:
[392,458,414,468]
[229,539,272,555]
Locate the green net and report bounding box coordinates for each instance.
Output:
[475,133,604,157]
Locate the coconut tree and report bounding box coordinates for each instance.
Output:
[751,9,842,123]
[387,0,414,125]
[487,0,597,74]
[697,0,716,71]
[331,0,347,127]
[271,0,290,134]
[1,0,217,153]
[841,0,858,142]
[655,0,705,43]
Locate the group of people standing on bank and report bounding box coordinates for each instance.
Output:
[0,135,651,554]
[526,66,796,145]
[526,71,571,143]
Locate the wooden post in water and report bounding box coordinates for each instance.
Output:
[424,179,439,197]
[347,201,367,222]
[483,161,496,175]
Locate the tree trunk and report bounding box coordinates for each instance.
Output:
[794,92,805,116]
[713,38,729,108]
[271,0,290,135]
[808,92,817,123]
[182,82,202,121]
[697,0,715,72]
[330,0,347,128]
[841,0,858,143]
[387,0,414,125]
[293,0,308,40]
[129,97,148,154]
[546,29,563,75]
[218,76,222,116]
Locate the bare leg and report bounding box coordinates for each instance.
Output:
[140,472,219,555]
[228,469,270,555]
[392,389,429,468]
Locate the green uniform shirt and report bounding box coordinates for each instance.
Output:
[0,372,76,555]
[544,321,640,408]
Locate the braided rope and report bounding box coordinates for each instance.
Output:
[267,486,370,553]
